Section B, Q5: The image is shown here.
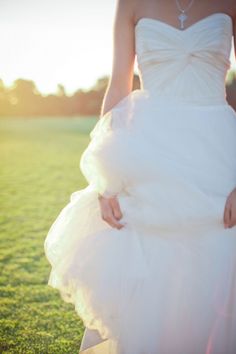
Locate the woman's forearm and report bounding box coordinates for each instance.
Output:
[100,80,132,118]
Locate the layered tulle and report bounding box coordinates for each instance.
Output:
[44,87,236,353]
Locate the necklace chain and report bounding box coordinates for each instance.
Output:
[175,0,195,13]
[175,0,195,29]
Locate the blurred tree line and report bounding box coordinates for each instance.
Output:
[0,72,235,117]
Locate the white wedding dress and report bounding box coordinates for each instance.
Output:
[44,13,236,354]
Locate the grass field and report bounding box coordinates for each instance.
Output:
[0,117,98,353]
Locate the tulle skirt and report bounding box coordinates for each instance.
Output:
[44,89,236,354]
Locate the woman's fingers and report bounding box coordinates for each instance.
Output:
[223,199,231,228]
[109,197,123,220]
[102,210,124,229]
[99,196,125,229]
[230,204,236,228]
[223,187,236,228]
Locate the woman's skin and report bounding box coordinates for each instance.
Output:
[98,0,236,230]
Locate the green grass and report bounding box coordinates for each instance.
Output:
[0,116,98,353]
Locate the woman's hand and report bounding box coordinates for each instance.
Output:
[223,187,236,228]
[98,194,125,229]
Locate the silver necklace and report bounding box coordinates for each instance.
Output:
[175,0,195,29]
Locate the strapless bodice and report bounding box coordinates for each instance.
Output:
[135,13,233,105]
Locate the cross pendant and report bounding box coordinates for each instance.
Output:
[178,12,187,29]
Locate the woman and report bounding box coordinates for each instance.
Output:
[44,0,236,353]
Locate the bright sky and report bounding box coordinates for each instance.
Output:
[0,0,235,95]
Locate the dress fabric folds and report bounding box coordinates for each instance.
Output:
[44,13,236,354]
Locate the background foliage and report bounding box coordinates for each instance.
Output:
[0,72,235,117]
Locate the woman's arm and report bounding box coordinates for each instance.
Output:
[100,0,136,118]
[233,8,236,59]
[97,0,136,229]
